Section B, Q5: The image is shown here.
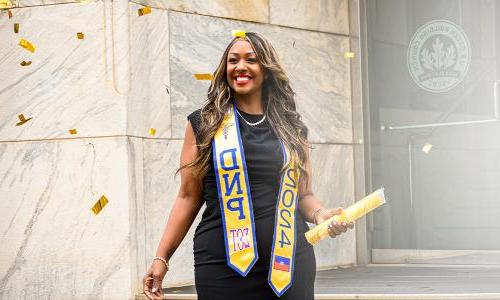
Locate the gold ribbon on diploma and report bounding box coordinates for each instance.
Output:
[212,102,299,297]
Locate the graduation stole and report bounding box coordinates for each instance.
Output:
[212,103,300,297]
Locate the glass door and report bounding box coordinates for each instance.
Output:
[365,0,500,263]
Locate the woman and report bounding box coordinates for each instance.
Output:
[143,31,354,300]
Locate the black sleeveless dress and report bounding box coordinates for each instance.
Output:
[187,107,315,300]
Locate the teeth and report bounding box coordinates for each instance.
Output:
[236,77,250,82]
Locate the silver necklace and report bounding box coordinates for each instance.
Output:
[236,109,266,126]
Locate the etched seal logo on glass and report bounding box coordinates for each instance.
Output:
[407,20,471,93]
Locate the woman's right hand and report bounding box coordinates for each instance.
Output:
[142,260,168,300]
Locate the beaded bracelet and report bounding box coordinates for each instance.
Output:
[153,256,170,271]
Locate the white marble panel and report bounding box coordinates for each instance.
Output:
[309,144,356,268]
[0,137,132,299]
[134,0,269,23]
[270,0,349,35]
[0,2,125,141]
[17,0,76,7]
[128,3,171,138]
[169,11,352,143]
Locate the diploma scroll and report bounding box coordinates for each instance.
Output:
[305,188,386,245]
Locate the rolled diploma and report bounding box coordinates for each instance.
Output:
[305,188,386,245]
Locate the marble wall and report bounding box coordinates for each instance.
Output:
[0,0,363,298]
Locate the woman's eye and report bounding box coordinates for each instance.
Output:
[247,58,256,62]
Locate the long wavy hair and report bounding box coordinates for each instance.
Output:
[176,32,311,189]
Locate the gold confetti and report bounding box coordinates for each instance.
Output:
[232,30,246,38]
[76,32,84,39]
[14,23,19,34]
[91,195,109,215]
[7,9,13,18]
[15,114,32,126]
[194,73,213,81]
[422,143,433,153]
[20,60,31,66]
[0,0,13,9]
[69,128,77,135]
[149,128,156,136]
[344,51,355,59]
[19,38,35,53]
[138,7,151,16]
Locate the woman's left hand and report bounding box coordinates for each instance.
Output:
[315,207,354,238]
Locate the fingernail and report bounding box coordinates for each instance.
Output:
[152,288,157,293]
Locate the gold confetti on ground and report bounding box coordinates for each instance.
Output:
[138,7,151,16]
[149,128,156,136]
[0,0,13,9]
[344,51,355,59]
[194,73,214,81]
[232,30,246,38]
[19,38,35,53]
[76,32,84,39]
[14,23,19,33]
[91,195,109,215]
[16,114,32,126]
[69,128,77,135]
[20,60,31,66]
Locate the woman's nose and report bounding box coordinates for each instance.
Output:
[235,59,247,70]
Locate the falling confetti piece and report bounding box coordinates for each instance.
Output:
[422,143,433,153]
[194,73,213,80]
[344,51,355,59]
[149,128,156,136]
[91,195,109,215]
[15,114,32,126]
[232,30,246,38]
[138,7,151,16]
[292,41,296,48]
[69,128,77,135]
[19,38,35,53]
[76,32,84,39]
[7,9,13,18]
[14,23,19,33]
[20,60,31,66]
[0,0,13,9]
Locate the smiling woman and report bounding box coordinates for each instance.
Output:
[142,32,353,300]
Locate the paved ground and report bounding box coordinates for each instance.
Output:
[137,264,500,299]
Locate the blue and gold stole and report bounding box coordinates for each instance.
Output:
[212,103,300,297]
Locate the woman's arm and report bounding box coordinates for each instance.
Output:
[143,121,204,299]
[154,121,204,261]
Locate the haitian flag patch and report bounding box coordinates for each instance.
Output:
[273,255,290,272]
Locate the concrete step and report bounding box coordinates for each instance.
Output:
[136,264,500,300]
